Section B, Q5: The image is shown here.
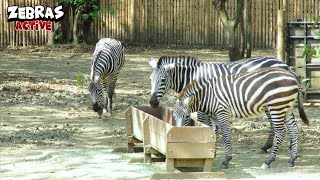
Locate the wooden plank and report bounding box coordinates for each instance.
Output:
[125,106,134,135]
[166,142,215,159]
[143,116,151,146]
[203,158,214,172]
[148,116,171,154]
[166,158,175,172]
[144,146,153,163]
[167,127,215,143]
[151,172,228,179]
[131,109,146,140]
[174,159,205,168]
[127,135,143,144]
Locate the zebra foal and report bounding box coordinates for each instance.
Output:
[172,66,309,169]
[85,38,125,117]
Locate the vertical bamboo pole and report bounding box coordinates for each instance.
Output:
[174,0,176,45]
[277,0,288,61]
[277,10,285,61]
[1,0,4,46]
[0,0,3,46]
[182,0,186,46]
[204,0,209,46]
[168,0,172,45]
[5,0,8,46]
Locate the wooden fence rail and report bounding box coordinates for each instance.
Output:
[1,0,319,48]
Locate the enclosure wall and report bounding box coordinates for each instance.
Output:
[1,0,319,48]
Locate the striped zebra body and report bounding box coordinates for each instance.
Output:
[173,67,309,168]
[86,38,125,117]
[149,55,295,152]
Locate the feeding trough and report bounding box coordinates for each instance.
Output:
[125,105,216,172]
[125,106,174,153]
[143,115,216,172]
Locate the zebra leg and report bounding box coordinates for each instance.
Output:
[260,111,275,153]
[197,112,211,126]
[217,115,232,169]
[285,113,298,167]
[210,116,219,157]
[261,125,286,168]
[106,80,116,117]
[287,113,296,151]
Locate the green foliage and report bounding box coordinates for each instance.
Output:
[75,72,87,86]
[302,44,319,61]
[58,0,116,21]
[54,33,62,41]
[302,78,311,92]
[301,17,320,61]
[301,17,320,92]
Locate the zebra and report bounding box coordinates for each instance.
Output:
[85,38,125,117]
[172,66,309,169]
[149,55,294,153]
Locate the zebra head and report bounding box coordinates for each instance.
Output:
[85,75,105,116]
[173,97,193,127]
[149,58,174,108]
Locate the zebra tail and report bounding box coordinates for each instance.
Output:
[289,67,309,125]
[298,90,310,126]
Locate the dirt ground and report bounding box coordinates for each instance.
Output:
[0,46,320,179]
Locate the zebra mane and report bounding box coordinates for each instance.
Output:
[178,78,207,100]
[90,50,103,80]
[156,56,201,67]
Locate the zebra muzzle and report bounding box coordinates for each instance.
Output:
[92,102,102,112]
[149,93,159,108]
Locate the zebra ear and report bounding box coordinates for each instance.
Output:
[183,97,189,106]
[149,58,158,69]
[183,96,194,107]
[163,63,176,72]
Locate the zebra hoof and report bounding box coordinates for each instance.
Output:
[261,163,270,169]
[287,161,294,167]
[259,149,268,154]
[221,164,228,169]
[106,112,112,117]
[97,109,103,117]
[221,162,229,169]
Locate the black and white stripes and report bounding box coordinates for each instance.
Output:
[86,38,125,117]
[148,56,295,152]
[173,67,309,168]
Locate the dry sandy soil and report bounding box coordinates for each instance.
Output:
[0,46,319,179]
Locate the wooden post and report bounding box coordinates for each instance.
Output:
[277,0,288,61]
[166,158,175,172]
[125,107,134,153]
[277,10,285,61]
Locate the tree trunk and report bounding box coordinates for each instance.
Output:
[225,23,242,61]
[83,18,93,44]
[240,11,245,58]
[245,0,252,58]
[212,0,244,61]
[73,7,81,45]
[47,22,55,46]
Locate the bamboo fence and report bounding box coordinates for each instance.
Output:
[0,0,319,48]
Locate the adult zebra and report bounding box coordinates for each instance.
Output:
[85,38,125,117]
[172,67,309,169]
[149,56,295,153]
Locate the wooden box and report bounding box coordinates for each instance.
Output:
[125,106,174,153]
[143,114,216,172]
